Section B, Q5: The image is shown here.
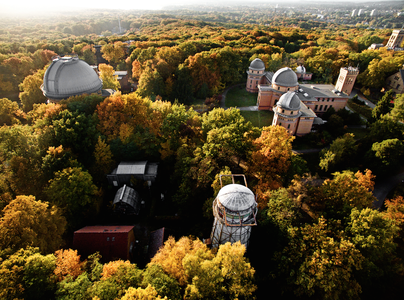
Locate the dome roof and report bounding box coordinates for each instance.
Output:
[277,91,301,110]
[42,56,102,101]
[296,65,306,73]
[216,184,256,212]
[249,58,265,70]
[272,67,298,87]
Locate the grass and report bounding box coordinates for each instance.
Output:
[240,110,274,128]
[225,85,257,107]
[347,127,368,140]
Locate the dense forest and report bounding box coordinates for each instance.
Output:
[1,4,404,299]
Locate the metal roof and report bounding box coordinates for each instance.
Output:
[116,161,147,175]
[272,67,298,87]
[216,184,256,212]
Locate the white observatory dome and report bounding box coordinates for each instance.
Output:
[42,56,102,101]
[216,184,256,212]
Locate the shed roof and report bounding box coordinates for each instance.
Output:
[74,225,134,234]
[116,161,147,175]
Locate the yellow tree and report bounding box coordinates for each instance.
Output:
[121,285,167,300]
[98,63,120,90]
[249,125,295,208]
[54,249,85,282]
[101,42,126,67]
[19,68,47,112]
[92,136,115,179]
[0,195,66,254]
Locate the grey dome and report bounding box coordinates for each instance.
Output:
[278,91,301,110]
[216,184,256,212]
[249,58,265,70]
[42,56,102,101]
[272,67,298,87]
[296,65,306,73]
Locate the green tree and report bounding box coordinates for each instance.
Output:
[45,167,98,228]
[372,89,394,120]
[366,138,404,175]
[390,93,404,121]
[0,195,66,253]
[319,133,357,172]
[142,264,181,300]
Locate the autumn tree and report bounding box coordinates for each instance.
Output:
[98,63,120,90]
[319,133,357,172]
[0,98,22,125]
[19,68,47,112]
[54,249,85,282]
[0,195,66,254]
[101,42,126,67]
[249,125,295,208]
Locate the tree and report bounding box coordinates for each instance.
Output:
[92,136,115,181]
[319,133,357,172]
[45,167,98,227]
[249,126,295,208]
[101,42,126,67]
[120,285,166,300]
[372,89,393,120]
[390,93,404,121]
[142,264,181,300]
[55,273,92,300]
[0,195,66,254]
[19,68,47,112]
[54,249,85,282]
[98,63,120,90]
[275,217,363,299]
[0,247,57,300]
[0,98,22,125]
[149,236,212,286]
[366,138,404,175]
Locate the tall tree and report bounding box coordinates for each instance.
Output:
[0,195,66,254]
[98,63,120,90]
[19,68,47,112]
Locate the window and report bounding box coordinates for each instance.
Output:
[287,124,291,129]
[315,105,318,110]
[319,105,323,111]
[288,88,290,91]
[324,105,328,111]
[278,87,280,90]
[291,111,293,115]
[322,98,324,102]
[331,98,334,102]
[327,98,329,102]
[279,122,282,126]
[112,237,115,241]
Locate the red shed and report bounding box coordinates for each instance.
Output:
[73,225,135,262]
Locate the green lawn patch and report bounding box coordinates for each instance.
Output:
[240,110,273,128]
[225,86,257,107]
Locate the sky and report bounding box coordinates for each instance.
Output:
[2,0,397,17]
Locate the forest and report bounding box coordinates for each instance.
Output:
[1,4,404,300]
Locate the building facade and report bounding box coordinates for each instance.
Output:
[386,29,404,49]
[386,66,404,94]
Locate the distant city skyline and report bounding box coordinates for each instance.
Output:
[3,0,402,17]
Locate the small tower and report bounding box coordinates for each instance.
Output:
[334,66,359,96]
[210,174,257,249]
[246,58,265,93]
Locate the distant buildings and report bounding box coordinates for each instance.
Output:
[246,58,357,136]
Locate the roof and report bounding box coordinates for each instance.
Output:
[299,84,349,98]
[113,185,141,215]
[42,56,102,100]
[216,184,256,212]
[296,65,306,73]
[116,161,148,175]
[249,58,265,70]
[277,91,301,110]
[272,67,298,87]
[74,225,134,234]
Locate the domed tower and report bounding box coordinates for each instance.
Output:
[210,175,257,249]
[271,67,299,92]
[41,56,103,102]
[246,58,266,93]
[272,91,302,135]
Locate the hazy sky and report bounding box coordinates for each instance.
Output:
[2,0,395,16]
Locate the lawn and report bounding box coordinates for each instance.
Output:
[225,85,257,107]
[240,110,273,128]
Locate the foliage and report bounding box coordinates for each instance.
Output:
[19,68,47,112]
[249,125,294,208]
[98,64,121,90]
[319,133,357,172]
[0,195,66,254]
[54,249,85,282]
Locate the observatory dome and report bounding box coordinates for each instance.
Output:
[216,184,256,212]
[277,91,301,110]
[249,58,265,71]
[272,67,298,87]
[42,56,102,101]
[296,65,306,73]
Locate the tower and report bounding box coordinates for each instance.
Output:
[210,174,257,248]
[386,29,404,49]
[246,58,265,93]
[334,66,359,96]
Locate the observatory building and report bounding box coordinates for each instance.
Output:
[41,56,103,102]
[210,175,257,248]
